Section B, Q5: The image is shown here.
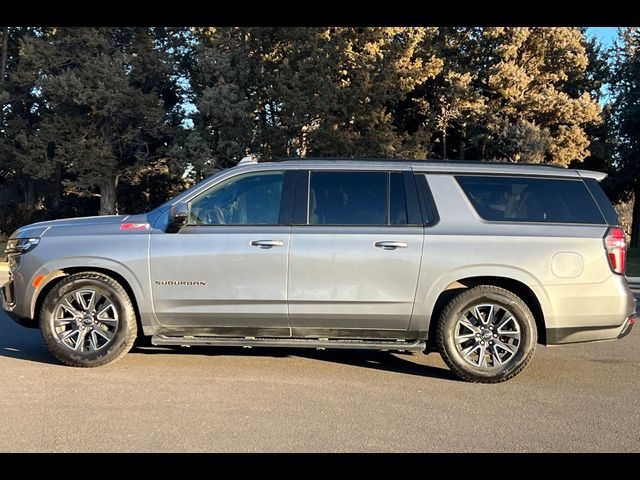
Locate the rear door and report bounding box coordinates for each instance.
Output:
[288,169,424,335]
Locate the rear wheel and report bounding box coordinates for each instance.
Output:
[436,285,537,383]
[40,272,137,367]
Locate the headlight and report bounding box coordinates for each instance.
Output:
[4,237,40,255]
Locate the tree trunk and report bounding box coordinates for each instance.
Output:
[458,123,466,160]
[631,191,640,249]
[99,177,117,215]
[24,179,35,209]
[0,27,8,127]
[440,103,447,160]
[52,161,62,211]
[0,27,8,84]
[442,124,447,160]
[299,131,308,158]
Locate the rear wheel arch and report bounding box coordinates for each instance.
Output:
[427,276,547,350]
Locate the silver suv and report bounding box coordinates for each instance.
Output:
[2,159,636,382]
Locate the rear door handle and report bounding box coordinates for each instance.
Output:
[375,241,408,250]
[250,240,285,248]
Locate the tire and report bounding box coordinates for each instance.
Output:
[40,272,137,367]
[436,285,537,383]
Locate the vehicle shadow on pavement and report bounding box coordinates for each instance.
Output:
[293,349,457,380]
[133,344,458,381]
[1,310,457,379]
[0,314,58,365]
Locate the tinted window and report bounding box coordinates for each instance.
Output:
[456,176,605,224]
[583,178,620,226]
[309,172,387,225]
[390,173,408,225]
[189,171,284,225]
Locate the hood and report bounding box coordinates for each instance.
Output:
[31,215,129,228]
[11,213,152,239]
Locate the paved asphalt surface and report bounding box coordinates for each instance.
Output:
[1,268,638,452]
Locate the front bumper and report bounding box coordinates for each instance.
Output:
[1,277,15,307]
[1,279,19,323]
[1,277,37,328]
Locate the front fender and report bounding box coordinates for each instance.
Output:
[29,256,150,320]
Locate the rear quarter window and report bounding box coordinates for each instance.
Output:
[455,176,606,224]
[583,177,620,226]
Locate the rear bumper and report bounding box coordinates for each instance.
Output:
[617,313,635,339]
[547,312,635,344]
[539,274,636,345]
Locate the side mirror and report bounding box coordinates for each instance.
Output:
[167,202,190,233]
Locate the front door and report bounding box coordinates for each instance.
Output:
[288,170,424,335]
[150,170,291,336]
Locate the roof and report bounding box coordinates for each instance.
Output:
[244,158,607,181]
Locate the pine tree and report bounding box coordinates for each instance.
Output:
[0,27,52,221]
[0,26,620,235]
[15,27,181,215]
[400,28,602,165]
[478,27,602,165]
[186,27,441,169]
[611,27,640,247]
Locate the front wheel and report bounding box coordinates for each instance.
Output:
[436,285,537,383]
[40,272,137,367]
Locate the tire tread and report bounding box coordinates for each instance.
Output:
[40,272,137,367]
[436,285,536,383]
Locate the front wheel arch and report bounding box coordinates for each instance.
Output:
[35,267,143,339]
[40,271,138,367]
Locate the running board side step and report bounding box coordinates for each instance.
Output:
[151,335,426,351]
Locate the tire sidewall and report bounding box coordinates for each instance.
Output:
[41,276,135,366]
[441,289,536,381]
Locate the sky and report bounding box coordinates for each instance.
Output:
[587,27,618,47]
[585,27,620,103]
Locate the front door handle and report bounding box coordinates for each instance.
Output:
[375,241,408,250]
[250,240,285,248]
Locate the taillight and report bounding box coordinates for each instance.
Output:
[604,227,626,275]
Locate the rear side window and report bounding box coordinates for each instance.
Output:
[456,176,605,224]
[308,171,412,226]
[309,172,387,225]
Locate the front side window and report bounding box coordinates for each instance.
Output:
[456,175,605,224]
[189,171,284,225]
